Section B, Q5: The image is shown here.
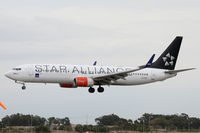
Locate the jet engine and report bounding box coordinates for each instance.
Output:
[74,77,94,87]
[59,83,77,88]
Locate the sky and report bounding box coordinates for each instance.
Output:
[0,0,200,124]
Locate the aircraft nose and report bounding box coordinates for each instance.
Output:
[4,71,12,79]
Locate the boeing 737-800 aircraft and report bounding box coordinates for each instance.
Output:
[5,36,194,93]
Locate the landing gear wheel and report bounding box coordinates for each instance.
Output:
[22,85,26,90]
[88,87,95,93]
[97,86,104,93]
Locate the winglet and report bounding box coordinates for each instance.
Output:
[0,102,7,110]
[145,54,155,67]
[93,61,97,66]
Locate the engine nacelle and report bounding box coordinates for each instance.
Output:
[59,83,77,88]
[74,77,94,87]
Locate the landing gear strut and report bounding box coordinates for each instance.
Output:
[15,81,26,90]
[88,87,95,93]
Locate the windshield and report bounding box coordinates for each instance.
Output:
[12,68,22,71]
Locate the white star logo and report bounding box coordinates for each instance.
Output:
[162,53,175,66]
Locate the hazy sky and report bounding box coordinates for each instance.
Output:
[0,0,200,124]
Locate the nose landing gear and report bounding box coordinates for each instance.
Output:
[15,81,26,90]
[22,85,26,90]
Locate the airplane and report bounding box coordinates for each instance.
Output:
[0,102,7,110]
[4,36,195,93]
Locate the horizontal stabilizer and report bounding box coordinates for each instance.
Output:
[165,68,195,74]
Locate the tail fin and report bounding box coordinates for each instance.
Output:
[150,36,183,70]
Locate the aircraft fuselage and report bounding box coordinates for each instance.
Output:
[5,64,176,86]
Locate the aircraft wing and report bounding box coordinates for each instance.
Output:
[92,54,155,85]
[92,66,144,85]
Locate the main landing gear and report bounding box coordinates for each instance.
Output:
[97,86,104,93]
[88,86,104,93]
[15,81,26,90]
[88,87,95,93]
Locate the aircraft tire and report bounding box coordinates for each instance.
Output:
[22,86,26,90]
[88,87,95,93]
[97,87,104,93]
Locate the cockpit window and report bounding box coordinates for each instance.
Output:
[13,68,22,71]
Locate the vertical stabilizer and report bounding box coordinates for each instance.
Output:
[150,36,182,70]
